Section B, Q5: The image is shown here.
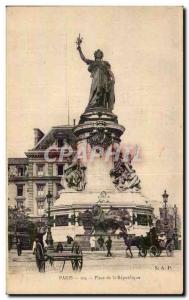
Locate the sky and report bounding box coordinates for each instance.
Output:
[7,6,183,208]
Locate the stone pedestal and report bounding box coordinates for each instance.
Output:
[85,154,114,192]
[51,190,154,242]
[50,107,154,245]
[73,108,125,192]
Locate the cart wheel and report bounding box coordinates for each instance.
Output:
[166,242,174,257]
[71,241,83,271]
[78,257,83,271]
[71,258,83,271]
[71,259,77,271]
[139,248,147,257]
[61,260,66,272]
[156,248,161,257]
[149,245,158,257]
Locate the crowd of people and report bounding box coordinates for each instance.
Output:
[90,235,112,257]
[15,231,113,258]
[14,229,174,259]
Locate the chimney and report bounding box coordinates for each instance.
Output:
[34,128,44,146]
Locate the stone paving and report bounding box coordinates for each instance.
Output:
[8,249,182,274]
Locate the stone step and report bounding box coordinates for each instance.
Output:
[53,236,127,251]
[77,237,126,251]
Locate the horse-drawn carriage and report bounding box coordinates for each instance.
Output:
[35,240,83,272]
[119,227,175,258]
[138,233,175,257]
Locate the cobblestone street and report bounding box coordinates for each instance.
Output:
[8,249,182,274]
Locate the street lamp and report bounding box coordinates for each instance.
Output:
[46,190,54,249]
[173,204,178,249]
[162,190,169,233]
[162,190,169,205]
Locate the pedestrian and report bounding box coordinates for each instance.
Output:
[90,236,96,252]
[16,237,22,256]
[56,242,64,252]
[35,237,45,272]
[158,232,167,248]
[43,231,48,250]
[97,235,105,251]
[32,239,37,254]
[8,234,12,251]
[105,236,112,257]
[67,235,74,244]
[37,232,45,250]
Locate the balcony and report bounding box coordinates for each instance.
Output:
[36,195,46,201]
[15,196,26,201]
[8,165,28,181]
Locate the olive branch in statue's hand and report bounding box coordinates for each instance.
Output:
[76,34,83,49]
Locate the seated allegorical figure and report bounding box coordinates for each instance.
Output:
[110,155,141,192]
[61,159,87,191]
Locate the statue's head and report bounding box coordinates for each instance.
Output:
[94,49,104,60]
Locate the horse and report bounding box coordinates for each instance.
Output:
[91,205,130,234]
[118,231,142,258]
[90,204,145,258]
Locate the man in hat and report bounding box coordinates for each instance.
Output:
[105,236,112,257]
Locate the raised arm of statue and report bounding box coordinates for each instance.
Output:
[77,46,91,64]
[76,34,92,65]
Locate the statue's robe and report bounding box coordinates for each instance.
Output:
[85,59,115,110]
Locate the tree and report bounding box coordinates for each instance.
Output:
[8,206,37,247]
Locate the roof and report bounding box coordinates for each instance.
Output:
[30,125,76,151]
[8,158,28,165]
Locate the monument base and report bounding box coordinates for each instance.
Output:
[50,190,154,246]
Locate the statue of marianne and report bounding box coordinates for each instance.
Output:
[76,34,115,111]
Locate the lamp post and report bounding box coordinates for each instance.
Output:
[173,204,178,250]
[46,190,54,249]
[162,190,169,234]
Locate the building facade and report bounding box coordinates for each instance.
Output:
[8,125,76,218]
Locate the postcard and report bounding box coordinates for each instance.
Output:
[7,6,183,295]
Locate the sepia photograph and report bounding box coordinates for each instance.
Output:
[6,6,183,295]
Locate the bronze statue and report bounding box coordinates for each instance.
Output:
[61,159,86,191]
[90,205,130,234]
[110,154,141,192]
[76,34,115,111]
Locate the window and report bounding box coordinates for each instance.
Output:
[37,164,44,176]
[37,200,45,209]
[37,184,45,196]
[132,213,137,225]
[17,200,24,209]
[148,215,153,226]
[37,199,45,215]
[137,214,148,226]
[56,183,63,194]
[17,185,23,196]
[8,166,17,177]
[17,167,24,176]
[55,215,69,226]
[81,210,93,230]
[57,164,64,176]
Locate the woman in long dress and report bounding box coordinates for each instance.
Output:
[76,36,115,111]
